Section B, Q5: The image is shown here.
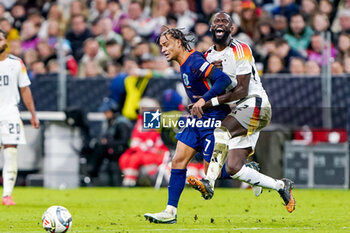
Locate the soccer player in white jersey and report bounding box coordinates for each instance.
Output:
[187,12,295,213]
[0,29,40,205]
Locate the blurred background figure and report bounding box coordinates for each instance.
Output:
[119,97,169,187]
[88,98,133,181]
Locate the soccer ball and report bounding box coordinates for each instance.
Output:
[42,206,72,233]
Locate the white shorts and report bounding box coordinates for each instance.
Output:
[228,94,271,153]
[0,118,26,145]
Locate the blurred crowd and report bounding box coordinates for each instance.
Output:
[1,0,350,80]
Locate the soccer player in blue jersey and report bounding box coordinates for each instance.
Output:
[144,28,233,224]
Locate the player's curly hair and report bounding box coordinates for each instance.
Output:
[157,27,195,51]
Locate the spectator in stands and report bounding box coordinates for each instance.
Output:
[229,0,242,27]
[193,17,210,41]
[23,49,39,74]
[20,20,40,52]
[11,3,26,31]
[78,38,107,78]
[284,13,314,55]
[31,60,47,78]
[36,40,78,76]
[289,57,305,74]
[96,17,123,55]
[305,60,321,75]
[0,17,20,48]
[46,20,72,54]
[90,0,109,22]
[320,0,337,26]
[120,24,142,55]
[124,0,154,38]
[38,4,65,39]
[107,0,127,34]
[106,61,121,78]
[36,40,55,66]
[27,9,43,30]
[83,60,103,78]
[267,55,287,74]
[311,12,331,34]
[273,14,288,36]
[68,0,90,25]
[105,39,123,65]
[9,39,22,57]
[336,33,350,62]
[195,35,213,53]
[108,56,144,111]
[300,0,318,23]
[256,36,275,64]
[119,97,169,187]
[342,56,350,74]
[66,14,93,62]
[240,0,259,39]
[150,0,171,39]
[199,0,219,23]
[274,38,305,70]
[89,98,133,179]
[47,59,60,74]
[91,17,103,37]
[331,60,344,75]
[173,0,197,30]
[272,0,299,21]
[266,54,286,73]
[307,33,337,67]
[338,9,350,34]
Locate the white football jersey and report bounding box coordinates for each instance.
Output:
[205,39,266,102]
[0,55,31,120]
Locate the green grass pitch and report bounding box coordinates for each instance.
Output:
[0,187,349,233]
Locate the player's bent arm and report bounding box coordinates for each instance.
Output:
[20,86,40,128]
[203,73,250,110]
[201,66,232,102]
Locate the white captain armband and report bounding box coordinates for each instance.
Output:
[211,97,219,106]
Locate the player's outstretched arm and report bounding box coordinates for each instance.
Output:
[20,86,40,129]
[202,73,250,111]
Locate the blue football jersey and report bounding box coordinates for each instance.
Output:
[180,50,230,120]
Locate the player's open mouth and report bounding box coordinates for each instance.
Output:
[215,28,225,37]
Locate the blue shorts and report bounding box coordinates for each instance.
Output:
[175,126,214,163]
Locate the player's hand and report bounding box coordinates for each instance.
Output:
[191,98,205,119]
[211,60,223,70]
[31,115,40,129]
[187,103,193,111]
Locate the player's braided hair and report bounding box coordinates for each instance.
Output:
[157,27,195,51]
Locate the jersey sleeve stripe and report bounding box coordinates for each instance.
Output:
[204,64,213,78]
[199,61,210,72]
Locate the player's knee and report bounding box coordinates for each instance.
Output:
[171,156,187,169]
[214,126,231,141]
[225,162,244,175]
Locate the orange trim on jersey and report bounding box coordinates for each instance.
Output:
[180,49,195,66]
[204,64,213,77]
[202,64,213,90]
[241,43,253,62]
[231,41,253,62]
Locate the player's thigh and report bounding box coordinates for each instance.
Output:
[221,115,247,138]
[229,96,271,136]
[172,140,197,169]
[225,147,252,174]
[0,118,26,146]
